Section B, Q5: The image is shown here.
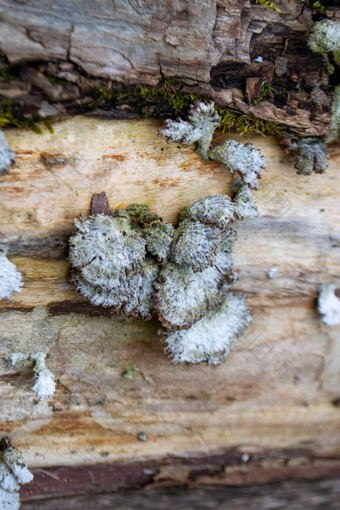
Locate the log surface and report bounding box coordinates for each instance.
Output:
[0,0,337,135]
[0,118,339,496]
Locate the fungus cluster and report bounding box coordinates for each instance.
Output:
[69,193,252,364]
[0,438,33,510]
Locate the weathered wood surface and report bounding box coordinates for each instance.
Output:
[0,0,337,136]
[21,479,340,510]
[0,118,339,494]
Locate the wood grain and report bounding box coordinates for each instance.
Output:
[0,118,339,481]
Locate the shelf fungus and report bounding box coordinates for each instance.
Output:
[0,246,23,301]
[0,130,15,175]
[0,437,33,510]
[69,192,174,319]
[318,284,340,328]
[155,195,251,364]
[5,352,55,400]
[160,101,265,191]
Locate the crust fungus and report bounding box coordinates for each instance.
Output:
[318,284,340,327]
[0,437,33,510]
[0,247,23,301]
[5,352,55,400]
[0,130,15,175]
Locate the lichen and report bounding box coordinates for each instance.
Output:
[70,193,250,364]
[155,195,251,363]
[0,247,23,301]
[282,136,329,175]
[232,180,259,220]
[5,351,55,400]
[209,139,265,190]
[159,101,220,160]
[0,438,33,510]
[327,85,340,143]
[308,20,340,65]
[69,201,173,319]
[164,294,252,365]
[160,101,266,191]
[318,283,340,327]
[0,130,15,174]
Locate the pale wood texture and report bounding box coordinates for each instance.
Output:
[0,118,339,480]
[0,0,336,136]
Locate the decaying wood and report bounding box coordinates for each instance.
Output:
[21,479,340,510]
[0,118,339,499]
[0,0,337,136]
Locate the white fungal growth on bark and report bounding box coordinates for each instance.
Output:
[156,194,251,362]
[69,203,174,319]
[0,247,23,301]
[0,438,33,510]
[209,140,265,190]
[233,182,259,220]
[156,262,230,329]
[327,85,340,143]
[159,101,220,160]
[318,284,340,327]
[5,352,55,400]
[308,20,340,63]
[0,130,15,175]
[160,101,266,191]
[180,194,234,228]
[30,352,56,400]
[164,294,252,364]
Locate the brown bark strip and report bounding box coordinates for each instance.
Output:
[20,450,340,501]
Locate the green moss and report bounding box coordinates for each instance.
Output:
[93,80,284,138]
[254,0,281,13]
[0,69,17,81]
[46,75,73,87]
[253,83,274,105]
[0,99,54,133]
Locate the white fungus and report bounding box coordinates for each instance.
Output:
[318,283,340,327]
[0,130,15,175]
[5,352,56,400]
[164,294,252,365]
[0,439,33,510]
[159,101,220,160]
[0,248,23,301]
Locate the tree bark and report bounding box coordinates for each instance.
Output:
[0,0,338,136]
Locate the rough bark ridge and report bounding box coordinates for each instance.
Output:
[0,0,338,135]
